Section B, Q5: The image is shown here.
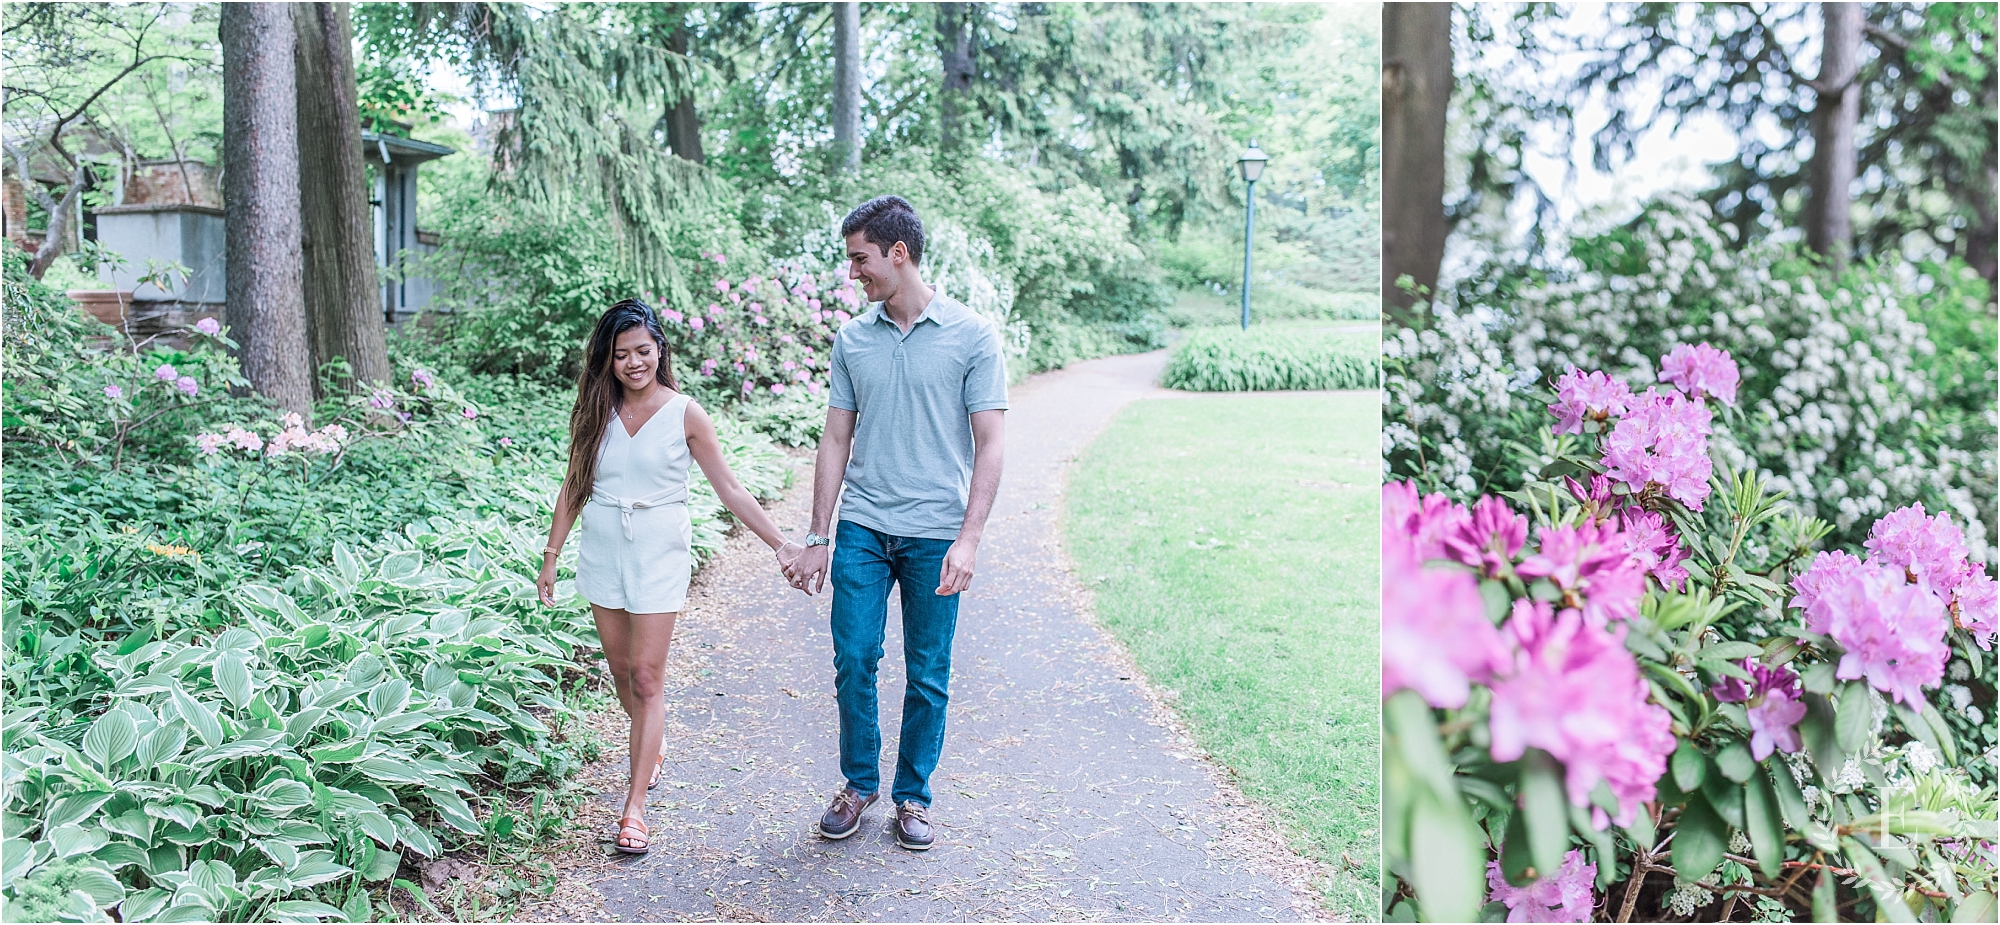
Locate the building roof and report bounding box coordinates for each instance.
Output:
[361,132,456,166]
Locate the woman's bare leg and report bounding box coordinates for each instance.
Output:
[590,605,641,720]
[619,611,678,826]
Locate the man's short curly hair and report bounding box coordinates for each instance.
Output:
[840,195,925,265]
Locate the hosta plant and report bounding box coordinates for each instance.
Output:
[1,516,598,923]
[1383,344,1996,923]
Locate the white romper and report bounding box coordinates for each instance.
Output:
[576,392,695,614]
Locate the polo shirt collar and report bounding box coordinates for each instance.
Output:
[867,291,958,329]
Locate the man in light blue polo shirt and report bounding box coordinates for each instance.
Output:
[782,196,1007,851]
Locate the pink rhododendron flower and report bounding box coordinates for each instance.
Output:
[1791,550,1864,632]
[690,316,706,331]
[226,427,263,453]
[155,364,178,381]
[1709,661,1806,759]
[1954,570,1997,650]
[793,369,809,382]
[733,362,745,374]
[740,379,755,393]
[746,276,763,291]
[194,317,221,336]
[461,406,478,421]
[1443,494,1528,577]
[743,348,759,363]
[1382,481,1470,562]
[499,437,514,447]
[806,382,820,395]
[715,279,731,293]
[1487,601,1675,826]
[1601,388,1714,510]
[754,316,768,326]
[1797,560,1949,704]
[771,383,786,395]
[1865,504,1974,598]
[781,334,795,345]
[729,292,742,305]
[833,309,852,323]
[782,360,797,371]
[369,389,395,410]
[1486,849,1597,922]
[1548,368,1634,435]
[809,299,823,311]
[103,385,123,400]
[1382,529,1506,709]
[701,359,719,376]
[662,308,684,324]
[174,376,199,397]
[749,302,763,314]
[1617,507,1690,591]
[195,432,227,455]
[811,311,825,323]
[412,369,436,389]
[1515,520,1645,626]
[1658,343,1740,406]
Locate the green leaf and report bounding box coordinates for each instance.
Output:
[119,888,171,923]
[362,844,402,881]
[1498,809,1531,887]
[1766,759,1810,831]
[1845,838,1917,923]
[47,824,108,858]
[428,790,480,834]
[356,811,399,849]
[285,850,351,889]
[45,791,115,830]
[343,888,372,924]
[378,551,424,583]
[1952,892,1998,924]
[1622,801,1656,852]
[1408,786,1484,924]
[213,652,253,710]
[1671,794,1727,882]
[82,710,138,770]
[1701,768,1746,831]
[92,842,147,871]
[67,866,124,907]
[308,739,367,764]
[333,542,363,587]
[1742,769,1783,880]
[1811,870,1837,924]
[135,722,189,768]
[1920,701,1959,767]
[1518,751,1568,884]
[1701,641,1764,661]
[1671,741,1706,793]
[1835,679,1874,755]
[255,780,315,813]
[1798,692,1843,778]
[1799,660,1837,695]
[354,758,433,786]
[368,679,410,717]
[1714,740,1755,783]
[169,686,224,748]
[269,899,349,922]
[346,654,385,688]
[392,816,440,857]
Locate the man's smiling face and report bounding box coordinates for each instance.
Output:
[845,232,903,303]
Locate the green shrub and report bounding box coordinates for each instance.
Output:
[1161,324,1380,392]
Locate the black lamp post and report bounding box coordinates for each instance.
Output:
[1237,139,1267,330]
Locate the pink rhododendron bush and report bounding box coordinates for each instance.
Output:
[1383,343,1997,923]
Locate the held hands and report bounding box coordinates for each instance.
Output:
[784,542,831,596]
[774,539,804,578]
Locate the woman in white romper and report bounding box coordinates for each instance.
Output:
[536,300,802,855]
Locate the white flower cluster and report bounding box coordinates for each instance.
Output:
[1386,194,1996,561]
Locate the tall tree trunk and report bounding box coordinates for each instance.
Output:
[1381,2,1452,327]
[664,24,704,164]
[935,2,976,157]
[831,1,862,173]
[1806,2,1861,271]
[293,1,389,395]
[222,3,314,414]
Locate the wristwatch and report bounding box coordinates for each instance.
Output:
[803,532,832,548]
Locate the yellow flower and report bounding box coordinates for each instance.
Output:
[145,542,201,562]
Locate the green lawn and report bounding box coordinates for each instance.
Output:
[1063,391,1381,917]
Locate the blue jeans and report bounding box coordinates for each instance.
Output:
[830,520,960,806]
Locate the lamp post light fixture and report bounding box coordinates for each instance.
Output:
[1237,139,1267,331]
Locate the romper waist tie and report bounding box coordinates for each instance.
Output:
[590,487,689,540]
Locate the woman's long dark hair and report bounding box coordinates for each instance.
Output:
[561,299,680,515]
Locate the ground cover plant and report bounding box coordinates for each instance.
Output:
[1,262,786,922]
[1382,342,1996,923]
[1161,322,1380,392]
[1063,392,1382,916]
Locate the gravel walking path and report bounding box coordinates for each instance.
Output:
[534,350,1338,922]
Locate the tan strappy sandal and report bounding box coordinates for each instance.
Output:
[647,751,664,790]
[615,815,649,855]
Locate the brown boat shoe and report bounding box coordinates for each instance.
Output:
[817,787,877,840]
[894,801,934,851]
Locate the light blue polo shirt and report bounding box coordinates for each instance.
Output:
[829,291,1009,540]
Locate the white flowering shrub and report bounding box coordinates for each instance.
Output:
[1385,196,1997,565]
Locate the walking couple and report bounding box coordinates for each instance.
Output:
[535,196,1008,856]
